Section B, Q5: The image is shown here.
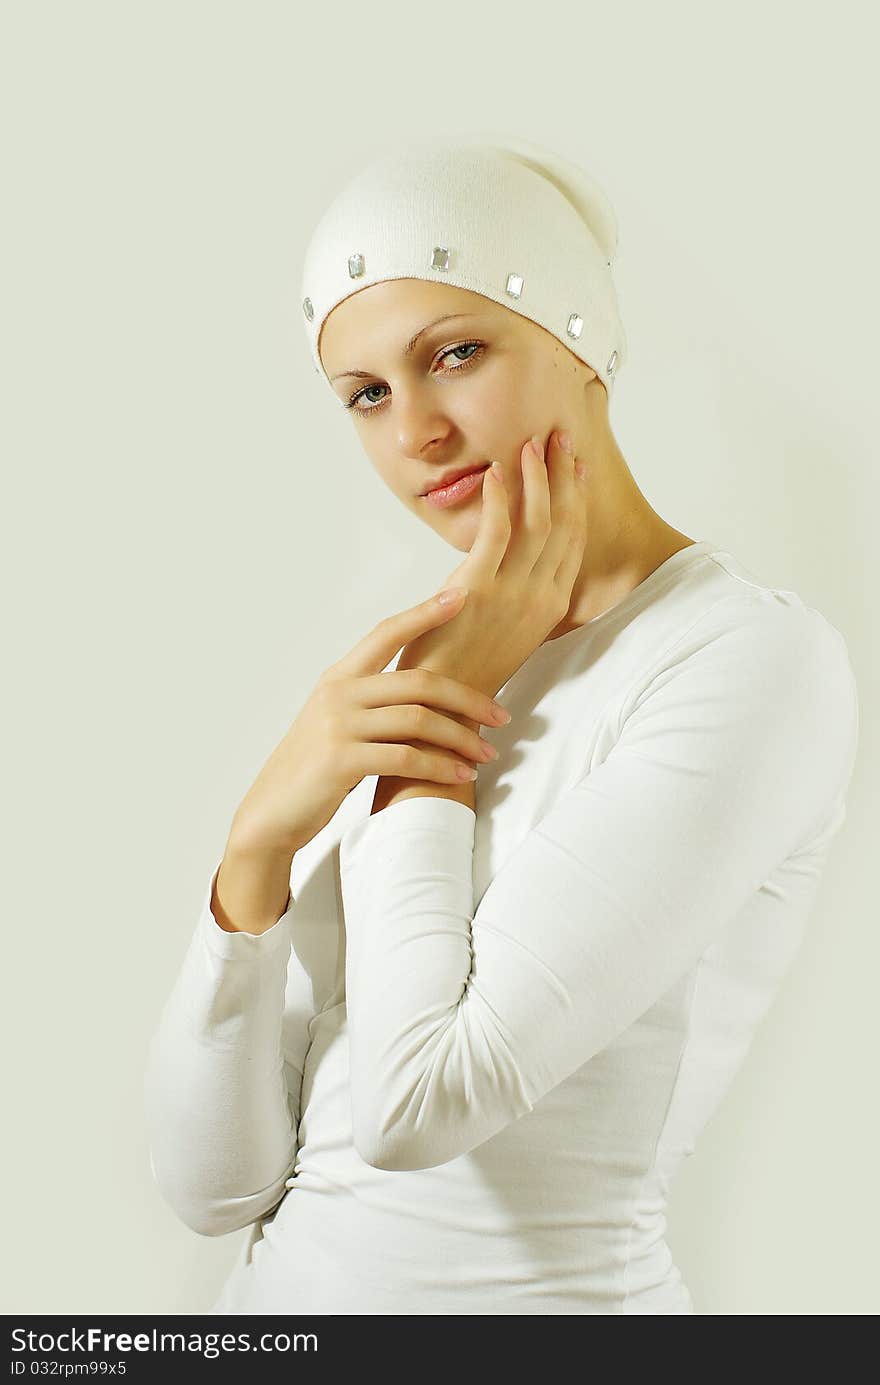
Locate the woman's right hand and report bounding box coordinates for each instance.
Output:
[228,588,511,858]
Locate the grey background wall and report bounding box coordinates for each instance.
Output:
[3,0,876,1315]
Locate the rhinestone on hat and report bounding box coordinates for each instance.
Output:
[430,246,450,271]
[348,252,365,278]
[606,350,618,376]
[302,297,314,321]
[505,272,524,298]
[566,313,584,339]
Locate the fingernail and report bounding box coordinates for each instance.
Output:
[558,430,573,453]
[490,460,504,480]
[456,763,479,780]
[491,703,512,723]
[530,435,544,460]
[437,587,465,605]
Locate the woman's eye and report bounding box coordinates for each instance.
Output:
[441,342,482,367]
[345,341,485,416]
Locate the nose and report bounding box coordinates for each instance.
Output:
[391,390,456,454]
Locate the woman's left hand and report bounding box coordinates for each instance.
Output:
[395,428,589,705]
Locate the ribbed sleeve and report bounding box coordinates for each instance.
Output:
[143,859,300,1237]
[337,599,860,1172]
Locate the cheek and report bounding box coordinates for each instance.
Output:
[469,364,555,457]
[469,373,532,434]
[368,455,403,496]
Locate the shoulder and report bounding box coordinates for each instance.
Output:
[626,588,859,799]
[649,586,856,702]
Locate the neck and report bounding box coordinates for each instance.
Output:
[541,401,696,642]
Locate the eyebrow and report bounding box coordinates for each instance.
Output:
[329,313,481,383]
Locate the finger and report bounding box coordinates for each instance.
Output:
[500,435,552,582]
[531,429,581,581]
[466,459,512,576]
[349,740,480,785]
[353,667,510,727]
[355,705,498,764]
[553,453,589,591]
[327,588,470,681]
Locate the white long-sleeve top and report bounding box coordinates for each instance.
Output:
[143,538,859,1315]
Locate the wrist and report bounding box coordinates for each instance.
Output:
[228,810,305,862]
[401,653,500,716]
[371,775,475,816]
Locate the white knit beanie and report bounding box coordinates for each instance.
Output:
[300,132,627,405]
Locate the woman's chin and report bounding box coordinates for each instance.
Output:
[415,485,499,550]
[451,512,482,552]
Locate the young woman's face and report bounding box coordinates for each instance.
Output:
[319,278,595,552]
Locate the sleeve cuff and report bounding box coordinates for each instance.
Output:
[338,793,476,876]
[198,858,295,960]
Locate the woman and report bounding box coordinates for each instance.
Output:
[143,135,859,1314]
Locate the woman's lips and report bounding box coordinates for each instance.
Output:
[423,465,491,508]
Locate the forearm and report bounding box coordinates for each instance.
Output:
[370,642,502,816]
[213,833,296,935]
[371,713,480,816]
[145,856,299,1235]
